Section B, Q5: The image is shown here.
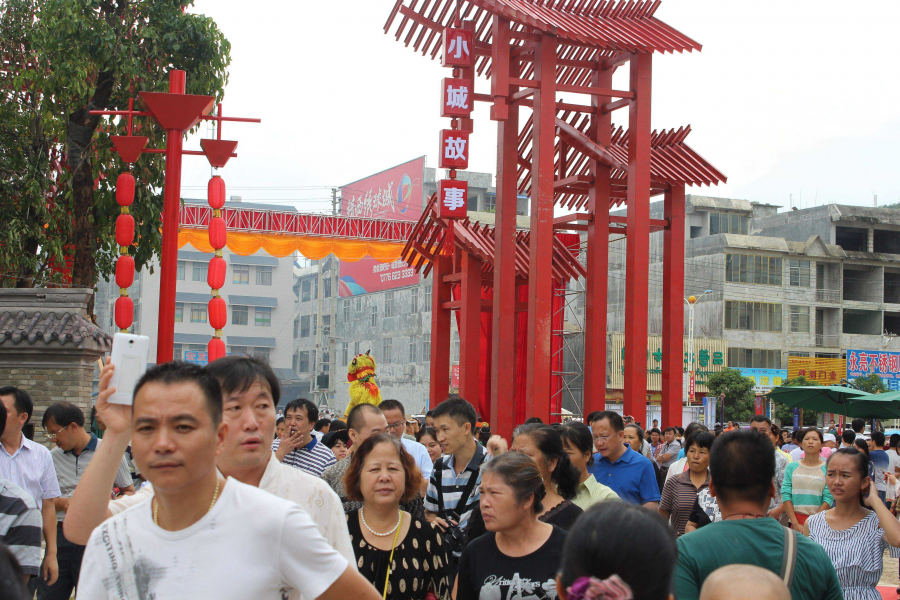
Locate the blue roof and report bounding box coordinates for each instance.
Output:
[178,250,211,261]
[174,333,212,344]
[175,292,210,304]
[229,255,279,267]
[228,295,278,307]
[226,336,277,348]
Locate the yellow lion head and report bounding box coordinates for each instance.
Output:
[348,350,377,382]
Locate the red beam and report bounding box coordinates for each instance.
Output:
[430,252,453,406]
[525,33,557,423]
[553,212,591,224]
[609,215,668,229]
[556,118,625,172]
[459,252,483,404]
[623,52,653,422]
[602,98,630,114]
[661,185,686,428]
[556,84,635,99]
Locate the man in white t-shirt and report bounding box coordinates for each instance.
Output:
[74,361,379,600]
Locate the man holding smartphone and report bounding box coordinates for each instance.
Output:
[73,361,379,600]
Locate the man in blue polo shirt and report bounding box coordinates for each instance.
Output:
[587,411,659,508]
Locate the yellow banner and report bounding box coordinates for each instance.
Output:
[787,357,846,386]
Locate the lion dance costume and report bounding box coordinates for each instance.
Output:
[343,350,382,418]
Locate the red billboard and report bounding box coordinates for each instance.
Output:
[338,157,425,297]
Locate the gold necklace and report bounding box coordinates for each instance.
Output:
[153,478,222,526]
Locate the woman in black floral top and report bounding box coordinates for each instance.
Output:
[343,433,451,600]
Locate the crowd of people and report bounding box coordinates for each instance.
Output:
[2,357,900,599]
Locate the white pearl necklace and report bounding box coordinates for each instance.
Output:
[360,508,402,537]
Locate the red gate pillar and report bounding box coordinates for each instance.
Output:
[622,52,652,420]
[429,252,453,405]
[525,33,557,422]
[459,252,483,404]
[583,63,613,418]
[661,184,686,427]
[491,17,519,441]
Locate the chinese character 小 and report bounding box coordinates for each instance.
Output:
[448,35,470,60]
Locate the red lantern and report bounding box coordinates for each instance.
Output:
[209,216,226,249]
[208,176,226,210]
[114,296,134,330]
[115,255,135,289]
[207,256,226,290]
[208,337,226,362]
[208,296,227,330]
[116,173,135,207]
[115,214,135,247]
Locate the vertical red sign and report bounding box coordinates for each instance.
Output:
[441,78,472,118]
[437,179,468,220]
[439,129,470,170]
[442,27,474,68]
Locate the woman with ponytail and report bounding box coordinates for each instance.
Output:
[807,447,900,600]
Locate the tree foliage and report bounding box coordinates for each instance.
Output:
[0,0,230,303]
[706,368,756,423]
[854,373,888,394]
[772,375,821,427]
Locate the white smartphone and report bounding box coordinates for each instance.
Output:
[108,333,151,405]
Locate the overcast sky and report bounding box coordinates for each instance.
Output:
[182,0,900,213]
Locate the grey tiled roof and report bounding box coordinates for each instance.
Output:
[0,311,111,347]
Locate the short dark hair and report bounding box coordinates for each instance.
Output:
[663,426,677,435]
[416,426,438,444]
[480,451,546,513]
[330,419,348,431]
[322,429,349,448]
[425,410,433,418]
[284,399,318,423]
[800,427,823,444]
[0,399,6,432]
[523,417,544,425]
[649,428,661,436]
[842,430,856,445]
[0,386,33,421]
[560,422,595,467]
[431,395,476,431]
[41,402,85,429]
[585,411,602,425]
[890,433,900,449]
[872,430,886,447]
[685,431,716,452]
[347,403,382,431]
[133,362,223,425]
[378,399,405,416]
[559,502,676,600]
[343,433,421,503]
[683,422,708,440]
[513,424,580,499]
[205,355,280,406]
[276,416,284,426]
[749,415,772,427]
[314,418,331,432]
[592,411,624,432]
[851,418,866,433]
[709,429,775,505]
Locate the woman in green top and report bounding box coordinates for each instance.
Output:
[782,427,833,533]
[560,422,619,510]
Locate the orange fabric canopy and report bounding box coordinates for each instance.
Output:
[177,228,404,263]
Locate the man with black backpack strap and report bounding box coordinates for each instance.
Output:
[423,395,488,566]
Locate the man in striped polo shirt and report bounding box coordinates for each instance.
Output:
[272,399,336,477]
[424,396,487,561]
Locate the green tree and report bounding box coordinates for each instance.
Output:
[771,375,821,427]
[0,0,230,307]
[706,368,756,423]
[853,373,888,394]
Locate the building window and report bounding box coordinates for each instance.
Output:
[191,261,207,282]
[231,346,249,356]
[174,303,184,323]
[371,304,378,328]
[321,351,330,367]
[313,314,318,336]
[709,212,749,235]
[300,315,311,338]
[424,286,432,312]
[790,305,810,333]
[190,304,207,323]
[451,331,460,362]
[411,288,419,312]
[256,266,273,286]
[233,265,250,285]
[382,338,392,364]
[298,351,310,372]
[177,261,186,281]
[353,341,360,357]
[724,300,782,332]
[323,277,332,298]
[341,342,349,366]
[423,334,431,361]
[725,254,783,286]
[728,348,782,369]
[292,353,299,372]
[293,318,299,339]
[255,307,272,327]
[385,291,394,318]
[789,260,811,287]
[408,338,417,363]
[322,315,330,337]
[251,347,271,363]
[232,305,249,326]
[301,279,312,302]
[173,343,183,361]
[788,351,810,358]
[342,300,350,323]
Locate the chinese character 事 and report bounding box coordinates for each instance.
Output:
[437,179,467,220]
[441,78,472,118]
[439,129,469,169]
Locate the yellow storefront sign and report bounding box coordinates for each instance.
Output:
[787,357,846,386]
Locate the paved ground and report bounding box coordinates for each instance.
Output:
[880,549,899,589]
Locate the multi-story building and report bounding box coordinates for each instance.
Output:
[96,198,301,397]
